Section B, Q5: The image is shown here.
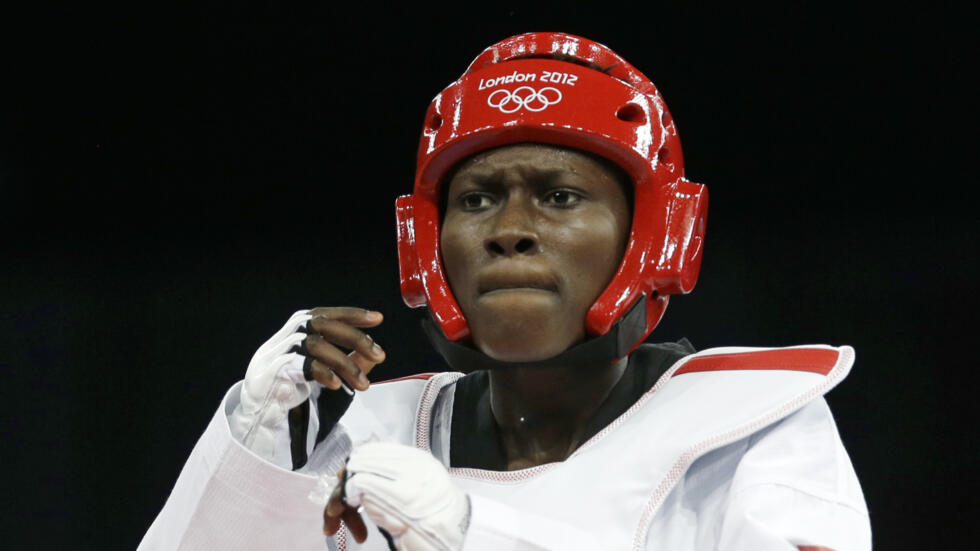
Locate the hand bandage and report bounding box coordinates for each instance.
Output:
[344,442,471,551]
[229,310,315,464]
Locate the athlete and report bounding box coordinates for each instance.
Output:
[140,33,870,550]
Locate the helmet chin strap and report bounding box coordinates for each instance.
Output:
[421,296,648,373]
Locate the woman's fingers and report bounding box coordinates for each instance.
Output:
[323,470,368,542]
[310,307,384,328]
[349,349,382,377]
[301,308,385,391]
[309,317,386,363]
[323,505,342,537]
[323,501,368,542]
[324,482,346,534]
[342,508,368,543]
[309,359,343,390]
[304,335,370,390]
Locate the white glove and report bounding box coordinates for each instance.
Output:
[344,442,471,551]
[229,309,318,465]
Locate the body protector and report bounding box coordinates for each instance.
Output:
[396,32,708,367]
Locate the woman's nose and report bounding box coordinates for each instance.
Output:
[483,199,539,257]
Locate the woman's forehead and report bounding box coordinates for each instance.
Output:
[448,143,627,185]
[455,144,596,172]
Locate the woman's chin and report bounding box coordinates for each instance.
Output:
[463,289,586,362]
[470,320,583,363]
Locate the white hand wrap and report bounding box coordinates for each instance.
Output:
[229,309,316,465]
[344,442,471,551]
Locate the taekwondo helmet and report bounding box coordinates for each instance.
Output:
[396,32,708,360]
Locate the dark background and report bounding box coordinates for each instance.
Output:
[2,3,974,549]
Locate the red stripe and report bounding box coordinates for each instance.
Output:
[375,373,436,384]
[674,348,839,377]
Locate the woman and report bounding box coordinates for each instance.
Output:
[140,33,869,551]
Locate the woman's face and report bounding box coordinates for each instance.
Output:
[440,144,631,362]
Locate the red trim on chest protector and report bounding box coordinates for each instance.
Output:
[674,348,839,376]
[375,373,436,385]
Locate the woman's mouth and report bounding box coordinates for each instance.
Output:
[477,267,559,295]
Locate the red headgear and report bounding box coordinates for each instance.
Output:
[396,32,707,356]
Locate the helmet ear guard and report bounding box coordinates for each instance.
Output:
[396,194,469,341]
[396,32,708,353]
[585,176,708,341]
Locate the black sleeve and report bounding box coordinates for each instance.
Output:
[285,320,356,470]
[285,390,355,470]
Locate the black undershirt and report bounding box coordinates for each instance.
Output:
[448,340,695,471]
[296,339,694,471]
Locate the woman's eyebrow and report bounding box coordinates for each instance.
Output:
[459,172,504,189]
[519,167,565,185]
[480,166,567,182]
[453,166,568,193]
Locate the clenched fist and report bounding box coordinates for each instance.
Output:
[228,308,386,464]
[324,442,471,551]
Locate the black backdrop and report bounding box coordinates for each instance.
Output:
[2,3,974,549]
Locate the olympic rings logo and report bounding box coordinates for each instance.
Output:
[486,86,563,113]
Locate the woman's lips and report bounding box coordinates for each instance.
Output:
[477,267,559,295]
[479,287,556,297]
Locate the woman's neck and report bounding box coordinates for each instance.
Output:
[488,357,628,470]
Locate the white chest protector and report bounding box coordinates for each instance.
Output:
[336,345,868,551]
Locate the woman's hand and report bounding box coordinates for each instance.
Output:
[302,307,386,392]
[229,308,386,464]
[324,442,471,551]
[323,468,369,543]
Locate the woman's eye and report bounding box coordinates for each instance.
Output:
[460,193,494,210]
[543,190,582,207]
